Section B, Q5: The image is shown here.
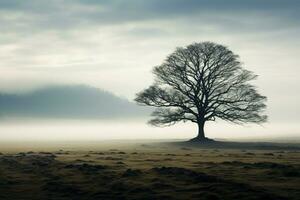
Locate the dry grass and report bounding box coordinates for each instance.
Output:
[0,142,299,200]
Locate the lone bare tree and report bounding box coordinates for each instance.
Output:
[135,42,267,142]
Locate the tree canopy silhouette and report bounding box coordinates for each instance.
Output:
[135,42,267,141]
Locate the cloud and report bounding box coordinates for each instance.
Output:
[0,0,299,33]
[0,0,299,126]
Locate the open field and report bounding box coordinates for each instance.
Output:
[0,141,299,200]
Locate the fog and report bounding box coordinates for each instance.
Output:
[1,84,297,142]
[0,0,299,142]
[0,84,297,142]
[0,118,298,143]
[0,85,149,118]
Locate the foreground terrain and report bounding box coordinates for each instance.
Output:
[0,141,299,200]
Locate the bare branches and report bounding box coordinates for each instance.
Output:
[148,108,197,126]
[135,42,267,130]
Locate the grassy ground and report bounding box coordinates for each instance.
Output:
[0,141,299,200]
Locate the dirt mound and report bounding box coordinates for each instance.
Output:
[122,168,142,177]
[152,167,218,183]
[64,163,106,174]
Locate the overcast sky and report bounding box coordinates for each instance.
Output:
[0,0,299,140]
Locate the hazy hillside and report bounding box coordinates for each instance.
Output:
[0,85,150,119]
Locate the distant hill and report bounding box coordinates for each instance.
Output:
[0,85,150,119]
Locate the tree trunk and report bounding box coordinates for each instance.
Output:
[196,121,205,139]
[189,120,214,142]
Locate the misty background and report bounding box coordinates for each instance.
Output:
[0,0,299,141]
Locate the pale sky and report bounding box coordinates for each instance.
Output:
[0,0,299,140]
